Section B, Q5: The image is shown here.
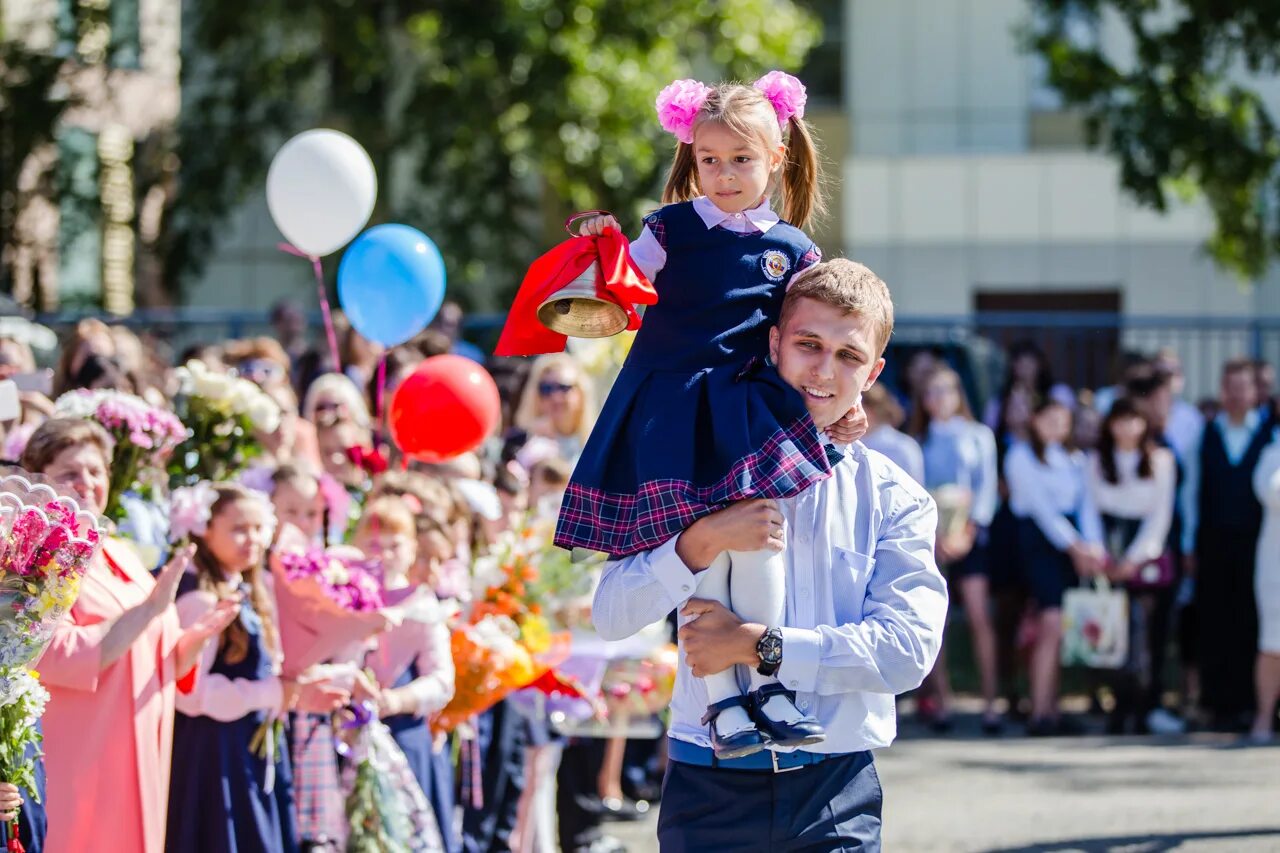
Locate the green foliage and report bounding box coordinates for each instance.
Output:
[1026,1,1280,279]
[166,0,820,307]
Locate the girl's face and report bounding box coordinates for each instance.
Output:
[1013,352,1042,385]
[694,122,784,215]
[536,369,584,427]
[1032,404,1072,447]
[1108,413,1146,449]
[205,499,272,575]
[357,523,416,583]
[273,480,324,541]
[923,374,962,421]
[45,443,110,516]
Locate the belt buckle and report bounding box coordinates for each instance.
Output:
[770,749,803,774]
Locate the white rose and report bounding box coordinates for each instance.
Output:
[247,396,281,432]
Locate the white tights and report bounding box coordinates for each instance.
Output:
[690,541,792,734]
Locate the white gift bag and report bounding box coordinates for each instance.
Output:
[1061,578,1129,669]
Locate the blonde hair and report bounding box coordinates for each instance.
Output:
[513,354,594,446]
[779,259,895,355]
[357,495,417,540]
[661,83,824,230]
[301,373,371,428]
[21,418,114,473]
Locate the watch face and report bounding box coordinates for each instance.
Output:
[759,632,783,664]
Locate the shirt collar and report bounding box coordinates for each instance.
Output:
[691,196,780,233]
[1215,408,1261,433]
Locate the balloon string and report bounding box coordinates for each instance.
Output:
[278,243,342,372]
[375,353,388,429]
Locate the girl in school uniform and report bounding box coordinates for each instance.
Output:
[167,483,350,853]
[1005,400,1105,736]
[1087,397,1179,735]
[358,497,457,852]
[910,366,1001,732]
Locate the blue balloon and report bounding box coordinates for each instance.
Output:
[337,224,446,346]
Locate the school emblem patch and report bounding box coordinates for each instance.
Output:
[761,249,790,282]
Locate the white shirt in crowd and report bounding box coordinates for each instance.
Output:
[1004,441,1103,550]
[1088,447,1176,565]
[1179,409,1268,554]
[592,442,948,755]
[627,196,782,282]
[920,417,999,528]
[862,424,925,486]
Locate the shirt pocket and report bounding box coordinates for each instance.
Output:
[831,546,876,625]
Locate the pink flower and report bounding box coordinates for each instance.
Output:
[753,70,807,127]
[656,79,713,144]
[169,482,219,542]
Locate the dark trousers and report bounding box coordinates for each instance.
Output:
[657,752,882,852]
[461,700,528,853]
[1107,585,1175,730]
[1196,525,1260,720]
[556,738,607,853]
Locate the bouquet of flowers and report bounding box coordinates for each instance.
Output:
[169,360,281,486]
[340,705,443,853]
[431,515,580,734]
[0,474,102,843]
[54,389,186,522]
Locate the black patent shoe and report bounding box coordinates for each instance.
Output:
[750,683,826,748]
[701,695,767,760]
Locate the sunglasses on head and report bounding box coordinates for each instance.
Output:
[538,381,575,397]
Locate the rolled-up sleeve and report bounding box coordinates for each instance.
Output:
[592,537,701,641]
[777,494,948,697]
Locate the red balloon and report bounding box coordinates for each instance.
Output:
[388,355,501,463]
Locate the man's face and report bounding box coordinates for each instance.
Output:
[769,297,885,430]
[1222,369,1259,417]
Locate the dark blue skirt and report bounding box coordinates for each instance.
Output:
[166,711,299,853]
[1015,517,1078,610]
[384,664,458,853]
[557,359,829,557]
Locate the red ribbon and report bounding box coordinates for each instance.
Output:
[493,227,658,357]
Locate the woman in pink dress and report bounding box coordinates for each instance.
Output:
[24,418,239,853]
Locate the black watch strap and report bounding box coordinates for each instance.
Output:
[756,627,783,677]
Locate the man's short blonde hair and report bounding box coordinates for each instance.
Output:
[779,258,894,355]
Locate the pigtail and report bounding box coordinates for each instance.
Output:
[661,140,701,205]
[781,115,825,231]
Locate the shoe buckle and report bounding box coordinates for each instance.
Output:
[770,749,803,774]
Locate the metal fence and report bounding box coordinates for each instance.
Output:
[32,308,1280,403]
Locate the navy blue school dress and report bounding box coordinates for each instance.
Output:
[166,576,299,853]
[383,661,459,853]
[556,201,828,557]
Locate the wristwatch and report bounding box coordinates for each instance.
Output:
[755,627,784,677]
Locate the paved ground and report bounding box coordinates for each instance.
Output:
[608,724,1280,852]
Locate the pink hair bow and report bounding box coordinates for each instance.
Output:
[656,79,713,144]
[754,70,807,127]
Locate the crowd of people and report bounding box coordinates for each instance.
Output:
[866,341,1280,744]
[0,297,1274,853]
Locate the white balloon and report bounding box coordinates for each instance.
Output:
[266,129,377,257]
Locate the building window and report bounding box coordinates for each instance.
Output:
[57,127,103,308]
[799,0,842,105]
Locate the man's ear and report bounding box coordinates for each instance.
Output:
[863,357,887,391]
[769,326,781,364]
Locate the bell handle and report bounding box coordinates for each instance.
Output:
[564,210,613,236]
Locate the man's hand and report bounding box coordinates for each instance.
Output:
[675,500,784,571]
[678,599,765,678]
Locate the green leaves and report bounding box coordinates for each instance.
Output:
[166,0,820,308]
[1027,1,1280,280]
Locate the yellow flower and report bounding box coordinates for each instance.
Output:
[519,613,552,655]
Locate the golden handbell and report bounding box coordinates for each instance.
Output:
[536,260,629,339]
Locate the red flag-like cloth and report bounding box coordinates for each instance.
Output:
[494,228,657,357]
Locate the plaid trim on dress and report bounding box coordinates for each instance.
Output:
[554,415,829,557]
[289,712,345,844]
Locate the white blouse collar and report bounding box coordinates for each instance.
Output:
[691,196,780,233]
